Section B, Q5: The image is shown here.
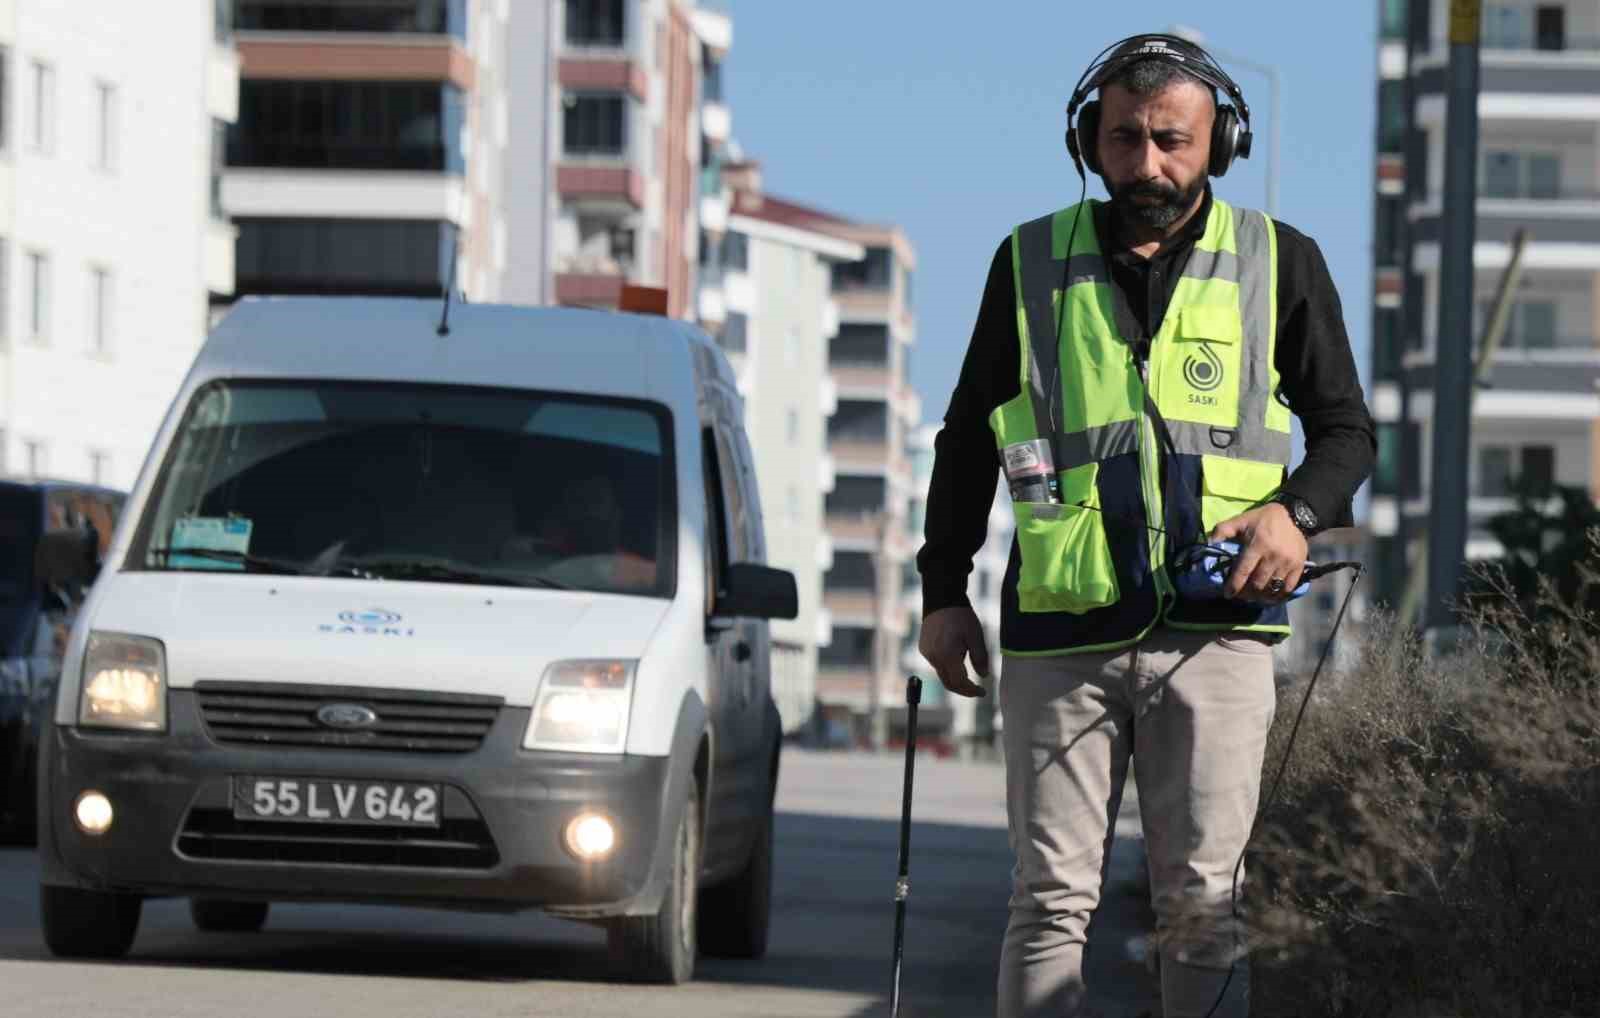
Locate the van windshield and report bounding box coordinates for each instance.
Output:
[130,381,675,598]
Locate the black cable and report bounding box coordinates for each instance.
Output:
[1201,563,1366,1018]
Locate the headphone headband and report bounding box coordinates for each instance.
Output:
[1067,33,1250,128]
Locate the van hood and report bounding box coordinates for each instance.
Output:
[86,573,673,706]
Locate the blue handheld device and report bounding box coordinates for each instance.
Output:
[1173,540,1313,602]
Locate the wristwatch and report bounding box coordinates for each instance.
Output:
[1270,492,1319,536]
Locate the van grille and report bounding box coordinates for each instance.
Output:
[177,810,499,869]
[195,681,501,754]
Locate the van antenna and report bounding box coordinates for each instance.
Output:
[437,224,461,337]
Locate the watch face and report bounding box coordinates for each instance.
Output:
[1292,501,1318,532]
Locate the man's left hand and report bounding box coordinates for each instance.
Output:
[1209,504,1308,602]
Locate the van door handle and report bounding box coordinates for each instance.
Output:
[732,641,752,663]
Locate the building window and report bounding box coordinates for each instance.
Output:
[1522,445,1555,496]
[826,475,888,519]
[1484,151,1560,199]
[235,218,455,297]
[23,438,46,478]
[702,51,724,103]
[1380,0,1407,40]
[88,450,110,486]
[1535,5,1565,50]
[1373,308,1400,376]
[786,408,799,445]
[828,400,889,443]
[214,0,234,41]
[833,246,893,291]
[1479,446,1513,496]
[787,484,800,523]
[562,93,626,156]
[28,59,53,154]
[95,81,117,170]
[0,48,10,151]
[566,0,624,46]
[1479,299,1560,350]
[721,230,749,272]
[785,327,800,367]
[89,266,112,354]
[718,312,747,354]
[26,250,48,341]
[826,551,877,593]
[1376,79,1405,155]
[232,81,467,173]
[236,1,466,37]
[211,119,227,217]
[817,626,874,669]
[831,323,891,366]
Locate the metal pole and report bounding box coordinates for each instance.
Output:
[1169,25,1279,218]
[888,676,921,1018]
[1424,0,1482,634]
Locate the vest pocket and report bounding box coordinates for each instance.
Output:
[1199,454,1284,534]
[1012,462,1120,614]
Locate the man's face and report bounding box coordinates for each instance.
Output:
[1095,80,1214,230]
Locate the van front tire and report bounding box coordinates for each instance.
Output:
[608,782,698,984]
[697,800,772,959]
[190,899,270,933]
[40,885,141,959]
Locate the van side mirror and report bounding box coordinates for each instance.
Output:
[716,563,798,621]
[36,527,100,588]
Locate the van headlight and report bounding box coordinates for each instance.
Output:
[523,659,636,754]
[79,633,167,731]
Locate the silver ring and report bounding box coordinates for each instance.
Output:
[1267,577,1286,594]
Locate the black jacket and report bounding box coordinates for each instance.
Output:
[917,192,1377,617]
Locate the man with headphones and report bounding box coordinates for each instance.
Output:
[917,34,1374,1018]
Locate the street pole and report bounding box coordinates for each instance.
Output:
[1170,25,1279,218]
[1424,0,1482,636]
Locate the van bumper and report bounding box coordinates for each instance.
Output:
[37,690,683,916]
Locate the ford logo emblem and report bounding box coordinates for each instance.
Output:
[316,703,379,730]
[339,609,402,626]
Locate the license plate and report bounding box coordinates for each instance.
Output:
[232,777,441,828]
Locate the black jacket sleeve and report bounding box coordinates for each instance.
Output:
[1270,222,1377,531]
[915,239,1017,616]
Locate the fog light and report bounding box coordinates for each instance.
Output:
[565,813,616,861]
[74,791,113,836]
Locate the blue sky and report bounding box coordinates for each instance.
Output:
[725,2,1378,427]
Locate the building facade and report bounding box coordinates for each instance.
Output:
[817,222,919,748]
[0,0,238,489]
[226,0,509,302]
[707,167,862,737]
[1369,0,1600,614]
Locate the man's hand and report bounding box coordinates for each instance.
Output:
[1209,503,1308,603]
[918,606,990,698]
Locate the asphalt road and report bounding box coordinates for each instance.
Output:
[0,749,1156,1017]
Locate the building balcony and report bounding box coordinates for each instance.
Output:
[554,271,626,309]
[823,589,877,625]
[723,270,754,314]
[697,282,726,326]
[815,668,873,712]
[1377,153,1405,196]
[830,436,891,471]
[831,362,894,393]
[224,169,467,222]
[701,101,731,144]
[700,192,729,234]
[237,36,474,90]
[558,57,649,101]
[818,451,837,494]
[825,509,886,542]
[556,165,645,211]
[236,0,467,38]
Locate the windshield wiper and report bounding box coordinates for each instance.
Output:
[148,547,309,576]
[337,556,572,590]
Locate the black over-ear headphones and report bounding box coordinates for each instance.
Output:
[1064,33,1254,180]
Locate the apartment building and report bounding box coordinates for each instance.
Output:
[1368,0,1600,612]
[225,0,509,302]
[226,0,722,316]
[0,0,238,488]
[817,222,919,748]
[698,165,863,737]
[538,0,728,318]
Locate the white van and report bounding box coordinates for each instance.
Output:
[33,297,797,984]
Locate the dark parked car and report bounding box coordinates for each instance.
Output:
[0,479,124,844]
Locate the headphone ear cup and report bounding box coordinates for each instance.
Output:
[1210,104,1239,177]
[1076,100,1102,177]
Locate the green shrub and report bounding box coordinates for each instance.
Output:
[1248,534,1600,1017]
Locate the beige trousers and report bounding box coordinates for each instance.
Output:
[996,626,1276,1018]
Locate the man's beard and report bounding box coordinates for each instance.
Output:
[1106,176,1205,229]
